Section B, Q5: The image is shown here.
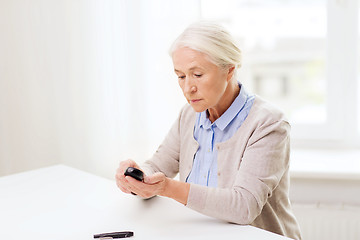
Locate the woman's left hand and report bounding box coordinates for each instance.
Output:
[125,172,168,199]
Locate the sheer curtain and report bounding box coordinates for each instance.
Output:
[0,0,199,178]
[0,0,68,175]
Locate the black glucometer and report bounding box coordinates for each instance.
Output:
[124,167,144,182]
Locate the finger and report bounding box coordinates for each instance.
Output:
[125,178,154,199]
[125,176,143,186]
[115,169,136,194]
[115,170,129,189]
[118,160,133,175]
[115,159,138,182]
[115,177,131,193]
[144,172,165,184]
[125,176,147,194]
[119,159,140,170]
[117,182,132,194]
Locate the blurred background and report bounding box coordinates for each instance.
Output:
[1,0,359,178]
[1,1,360,239]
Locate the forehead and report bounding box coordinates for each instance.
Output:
[172,47,216,71]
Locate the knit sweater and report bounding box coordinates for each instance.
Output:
[142,97,302,240]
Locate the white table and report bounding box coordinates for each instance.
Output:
[0,165,291,240]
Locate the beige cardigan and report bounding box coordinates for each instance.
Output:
[142,97,302,240]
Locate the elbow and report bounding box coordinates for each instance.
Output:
[225,191,263,225]
[227,207,260,225]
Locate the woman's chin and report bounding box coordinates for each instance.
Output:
[189,104,206,113]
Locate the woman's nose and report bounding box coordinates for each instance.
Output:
[183,78,197,94]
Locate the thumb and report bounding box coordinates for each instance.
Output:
[144,172,165,184]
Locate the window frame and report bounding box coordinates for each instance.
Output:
[199,0,360,149]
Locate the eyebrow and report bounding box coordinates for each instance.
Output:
[174,67,203,73]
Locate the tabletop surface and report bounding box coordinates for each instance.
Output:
[0,165,291,240]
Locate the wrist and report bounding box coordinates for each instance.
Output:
[161,178,190,205]
[161,177,172,198]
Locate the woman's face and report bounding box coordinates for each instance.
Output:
[172,47,232,113]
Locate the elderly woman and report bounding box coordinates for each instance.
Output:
[115,22,302,240]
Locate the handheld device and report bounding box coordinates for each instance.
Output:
[124,167,144,182]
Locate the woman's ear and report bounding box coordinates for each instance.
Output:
[227,65,235,82]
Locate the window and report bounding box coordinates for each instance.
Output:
[200,0,360,149]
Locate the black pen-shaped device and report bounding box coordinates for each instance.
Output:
[94,231,134,239]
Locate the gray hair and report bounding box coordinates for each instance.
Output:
[169,21,242,79]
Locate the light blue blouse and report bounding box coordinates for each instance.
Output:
[186,84,255,187]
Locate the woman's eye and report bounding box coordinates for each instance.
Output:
[178,76,185,80]
[194,74,202,78]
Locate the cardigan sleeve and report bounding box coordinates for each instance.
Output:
[140,108,183,178]
[186,119,291,225]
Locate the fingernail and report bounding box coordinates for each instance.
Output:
[144,176,150,183]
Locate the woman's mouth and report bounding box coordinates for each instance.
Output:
[190,99,201,103]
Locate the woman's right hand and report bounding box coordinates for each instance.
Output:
[115,159,141,194]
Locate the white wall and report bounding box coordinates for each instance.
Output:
[0,0,199,178]
[0,0,67,174]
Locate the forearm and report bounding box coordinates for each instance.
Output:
[186,181,263,224]
[161,178,190,205]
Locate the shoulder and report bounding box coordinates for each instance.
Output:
[178,104,197,126]
[248,96,289,127]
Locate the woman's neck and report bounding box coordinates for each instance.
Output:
[207,81,240,123]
